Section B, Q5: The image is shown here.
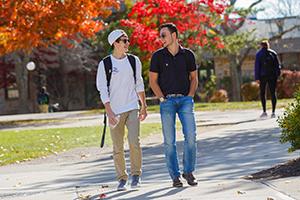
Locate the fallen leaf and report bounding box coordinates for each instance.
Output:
[79,194,91,200]
[99,193,106,199]
[237,190,246,195]
[14,182,22,187]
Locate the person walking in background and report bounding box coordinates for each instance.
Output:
[37,86,50,113]
[149,23,198,187]
[96,29,147,191]
[255,40,281,118]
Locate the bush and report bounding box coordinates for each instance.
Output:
[241,81,260,101]
[277,87,300,152]
[277,70,300,98]
[198,75,217,102]
[209,89,229,103]
[204,75,217,97]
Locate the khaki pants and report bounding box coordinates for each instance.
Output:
[38,104,48,113]
[110,109,142,181]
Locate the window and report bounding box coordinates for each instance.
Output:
[6,83,19,99]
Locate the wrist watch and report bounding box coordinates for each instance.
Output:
[159,97,166,103]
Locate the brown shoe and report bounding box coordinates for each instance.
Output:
[182,173,198,186]
[172,177,183,187]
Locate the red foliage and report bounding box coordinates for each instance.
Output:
[277,70,300,98]
[121,0,228,57]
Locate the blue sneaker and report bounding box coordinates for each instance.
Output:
[131,175,141,188]
[117,179,127,191]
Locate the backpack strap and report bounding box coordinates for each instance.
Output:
[103,54,136,89]
[127,54,136,84]
[101,55,112,148]
[103,55,112,91]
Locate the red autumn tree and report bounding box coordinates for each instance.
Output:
[0,0,119,113]
[120,0,227,59]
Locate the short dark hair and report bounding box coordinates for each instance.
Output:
[112,34,126,49]
[115,34,126,43]
[159,23,178,37]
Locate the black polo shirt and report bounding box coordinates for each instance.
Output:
[150,46,197,96]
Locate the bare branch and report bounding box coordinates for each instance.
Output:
[270,24,300,40]
[249,0,263,9]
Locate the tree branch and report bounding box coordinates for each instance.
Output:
[239,47,254,65]
[249,0,263,9]
[270,24,300,40]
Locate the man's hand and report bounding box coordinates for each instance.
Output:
[106,110,118,126]
[256,80,260,84]
[139,106,147,121]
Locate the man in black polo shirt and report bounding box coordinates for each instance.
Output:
[149,23,198,187]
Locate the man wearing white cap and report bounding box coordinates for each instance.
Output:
[96,29,147,191]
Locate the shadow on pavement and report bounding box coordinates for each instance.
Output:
[4,120,298,199]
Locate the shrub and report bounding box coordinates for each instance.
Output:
[241,81,260,101]
[209,89,229,103]
[204,75,217,97]
[277,70,300,98]
[198,75,217,102]
[277,87,300,152]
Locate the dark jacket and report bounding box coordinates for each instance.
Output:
[254,48,281,80]
[37,92,49,105]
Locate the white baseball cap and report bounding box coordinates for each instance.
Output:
[108,29,127,46]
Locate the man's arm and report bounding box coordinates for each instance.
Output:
[137,91,147,121]
[274,52,281,77]
[149,71,164,98]
[188,70,198,97]
[103,102,118,125]
[96,61,118,125]
[254,53,260,81]
[134,56,147,120]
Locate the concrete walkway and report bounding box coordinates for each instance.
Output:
[0,109,299,200]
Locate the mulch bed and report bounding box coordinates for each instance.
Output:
[244,157,300,181]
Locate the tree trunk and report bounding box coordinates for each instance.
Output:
[229,55,242,101]
[13,53,30,113]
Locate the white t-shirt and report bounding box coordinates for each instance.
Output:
[96,54,145,115]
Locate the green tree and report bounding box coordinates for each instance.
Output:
[214,0,262,101]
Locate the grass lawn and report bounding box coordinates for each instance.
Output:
[0,123,162,166]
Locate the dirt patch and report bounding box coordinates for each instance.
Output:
[244,157,300,181]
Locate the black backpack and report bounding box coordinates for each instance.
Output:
[100,54,137,148]
[103,54,136,91]
[261,50,277,76]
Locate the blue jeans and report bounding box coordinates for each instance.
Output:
[160,96,197,180]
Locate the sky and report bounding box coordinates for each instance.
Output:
[235,0,300,19]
